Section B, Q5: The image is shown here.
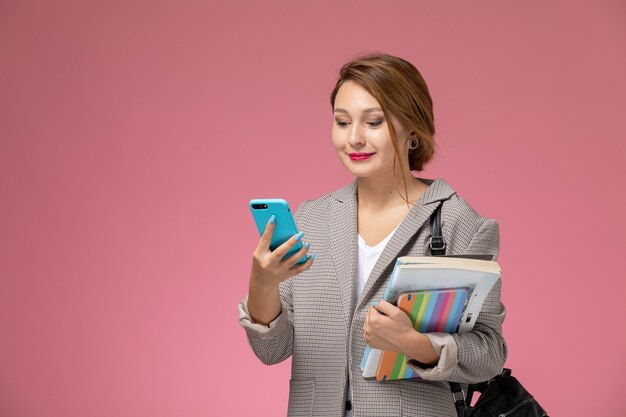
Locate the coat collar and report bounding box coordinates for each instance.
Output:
[330,177,456,205]
[328,177,457,327]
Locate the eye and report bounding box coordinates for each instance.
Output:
[367,120,384,127]
[335,120,350,127]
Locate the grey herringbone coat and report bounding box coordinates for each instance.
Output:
[239,178,507,417]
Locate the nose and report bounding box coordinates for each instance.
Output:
[347,124,365,148]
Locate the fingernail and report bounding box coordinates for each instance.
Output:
[269,215,275,224]
[305,242,310,249]
[294,231,304,241]
[310,253,316,261]
[372,301,379,307]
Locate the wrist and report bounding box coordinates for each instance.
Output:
[397,328,421,355]
[400,331,439,367]
[249,274,277,295]
[247,277,281,326]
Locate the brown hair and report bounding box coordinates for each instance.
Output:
[330,53,436,186]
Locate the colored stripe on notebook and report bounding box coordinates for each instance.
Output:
[418,293,437,333]
[446,291,468,333]
[427,291,448,333]
[436,292,454,333]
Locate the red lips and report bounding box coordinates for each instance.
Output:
[349,152,375,161]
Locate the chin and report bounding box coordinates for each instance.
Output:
[338,156,382,177]
[344,166,378,178]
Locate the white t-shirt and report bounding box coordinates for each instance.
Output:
[355,225,399,302]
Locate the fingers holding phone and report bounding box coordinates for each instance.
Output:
[250,199,315,290]
[279,232,315,272]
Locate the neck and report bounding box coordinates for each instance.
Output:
[356,168,426,210]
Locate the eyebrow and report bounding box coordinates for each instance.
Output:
[333,107,383,114]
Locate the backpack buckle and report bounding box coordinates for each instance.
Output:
[452,388,466,403]
[429,236,446,251]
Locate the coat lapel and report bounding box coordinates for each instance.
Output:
[328,180,359,331]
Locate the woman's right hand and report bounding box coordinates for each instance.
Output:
[249,215,314,292]
[247,215,314,325]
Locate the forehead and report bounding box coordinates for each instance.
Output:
[334,80,382,112]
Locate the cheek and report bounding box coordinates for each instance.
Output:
[370,131,393,153]
[331,128,344,150]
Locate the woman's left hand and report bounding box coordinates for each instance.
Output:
[363,300,415,352]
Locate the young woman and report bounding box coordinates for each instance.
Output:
[239,53,507,417]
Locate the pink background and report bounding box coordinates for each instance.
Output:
[1,1,625,416]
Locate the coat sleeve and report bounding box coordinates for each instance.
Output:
[407,218,508,383]
[237,201,309,365]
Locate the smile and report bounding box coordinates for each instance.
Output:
[349,152,375,161]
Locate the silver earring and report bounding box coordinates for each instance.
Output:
[408,137,419,150]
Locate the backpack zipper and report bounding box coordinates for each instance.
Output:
[498,396,537,417]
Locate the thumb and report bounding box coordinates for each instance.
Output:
[372,300,398,316]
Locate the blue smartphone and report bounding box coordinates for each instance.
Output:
[249,199,308,265]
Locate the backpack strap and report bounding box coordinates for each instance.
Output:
[430,203,468,416]
[429,203,446,256]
